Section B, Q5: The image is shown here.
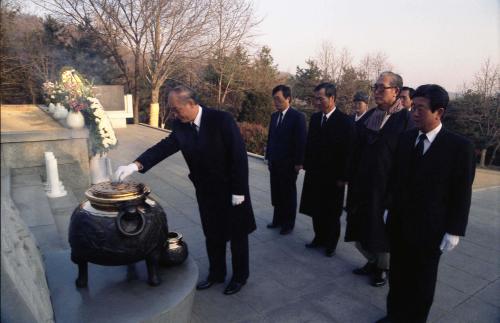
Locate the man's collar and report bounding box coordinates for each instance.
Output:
[419,122,442,143]
[355,110,367,121]
[280,106,290,116]
[324,106,336,119]
[192,105,202,127]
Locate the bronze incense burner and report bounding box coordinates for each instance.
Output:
[69,181,169,287]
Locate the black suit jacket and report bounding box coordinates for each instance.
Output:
[388,127,475,250]
[299,109,356,215]
[135,107,256,240]
[265,107,307,168]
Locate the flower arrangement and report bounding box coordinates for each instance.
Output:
[42,67,118,155]
[42,81,68,105]
[85,97,118,155]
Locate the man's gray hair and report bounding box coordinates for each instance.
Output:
[379,71,403,90]
[169,85,198,103]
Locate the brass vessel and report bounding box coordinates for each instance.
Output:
[84,181,151,211]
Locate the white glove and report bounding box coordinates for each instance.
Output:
[114,163,139,182]
[383,210,388,224]
[440,233,460,252]
[231,195,245,206]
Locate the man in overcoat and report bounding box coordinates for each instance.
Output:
[299,82,355,257]
[352,91,370,123]
[266,84,307,235]
[115,85,256,295]
[377,84,475,323]
[345,71,414,287]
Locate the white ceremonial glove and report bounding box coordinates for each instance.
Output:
[383,209,388,224]
[232,195,245,206]
[440,233,460,252]
[114,163,139,182]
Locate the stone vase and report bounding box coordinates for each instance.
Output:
[53,105,68,120]
[66,111,85,129]
[48,103,57,114]
[89,154,111,184]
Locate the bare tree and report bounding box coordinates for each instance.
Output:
[207,0,259,107]
[40,0,149,123]
[99,0,151,123]
[358,51,393,82]
[316,41,353,84]
[471,58,500,166]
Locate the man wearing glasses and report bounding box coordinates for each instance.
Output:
[345,72,414,287]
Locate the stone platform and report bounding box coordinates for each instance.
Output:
[108,124,500,323]
[1,104,90,198]
[45,251,198,323]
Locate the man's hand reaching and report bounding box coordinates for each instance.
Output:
[114,163,139,182]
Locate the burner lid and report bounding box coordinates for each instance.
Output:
[85,181,150,209]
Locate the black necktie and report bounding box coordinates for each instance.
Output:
[321,115,328,128]
[190,123,198,139]
[415,133,427,157]
[277,113,283,128]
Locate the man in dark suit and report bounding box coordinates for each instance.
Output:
[115,85,256,295]
[265,85,307,235]
[299,82,356,257]
[345,72,414,287]
[398,86,415,111]
[376,84,475,323]
[352,91,370,123]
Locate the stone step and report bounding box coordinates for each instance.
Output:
[10,167,72,253]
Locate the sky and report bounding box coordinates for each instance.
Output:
[252,0,499,92]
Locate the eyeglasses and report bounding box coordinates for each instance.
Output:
[371,84,395,92]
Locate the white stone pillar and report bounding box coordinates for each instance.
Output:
[46,156,67,198]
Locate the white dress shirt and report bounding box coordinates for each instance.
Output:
[322,107,336,125]
[191,105,202,132]
[415,123,442,154]
[276,106,290,127]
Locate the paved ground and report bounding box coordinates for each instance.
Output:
[106,125,500,323]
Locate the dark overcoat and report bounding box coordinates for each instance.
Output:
[387,128,475,250]
[345,108,414,252]
[135,107,256,241]
[299,109,355,216]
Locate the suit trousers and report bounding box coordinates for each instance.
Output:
[387,239,441,323]
[205,234,249,283]
[311,186,344,250]
[355,242,390,270]
[270,165,298,230]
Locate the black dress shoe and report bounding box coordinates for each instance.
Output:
[266,223,279,229]
[325,248,335,257]
[375,316,391,323]
[372,269,388,287]
[279,228,293,235]
[223,280,246,295]
[196,278,224,290]
[353,262,376,275]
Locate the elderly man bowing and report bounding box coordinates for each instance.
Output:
[115,85,256,295]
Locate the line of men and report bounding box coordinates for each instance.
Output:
[115,71,475,323]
